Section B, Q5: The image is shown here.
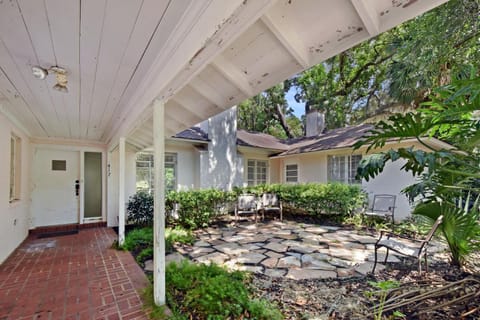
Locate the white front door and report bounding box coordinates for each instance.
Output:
[31,148,80,227]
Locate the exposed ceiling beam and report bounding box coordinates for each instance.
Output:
[350,0,380,36]
[211,54,253,97]
[260,13,310,68]
[107,0,276,145]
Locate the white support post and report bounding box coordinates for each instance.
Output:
[118,137,126,245]
[153,99,166,306]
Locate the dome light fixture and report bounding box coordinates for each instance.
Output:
[31,65,69,93]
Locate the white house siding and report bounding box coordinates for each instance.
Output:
[0,113,31,263]
[267,141,434,221]
[239,148,271,186]
[165,143,200,191]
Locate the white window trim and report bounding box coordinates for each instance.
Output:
[327,154,362,184]
[9,133,21,203]
[285,163,299,184]
[246,159,269,186]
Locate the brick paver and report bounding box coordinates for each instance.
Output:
[0,228,149,320]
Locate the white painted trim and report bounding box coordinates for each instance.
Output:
[79,151,85,224]
[260,13,310,68]
[350,0,380,36]
[118,137,126,245]
[211,54,253,97]
[153,99,166,306]
[30,137,107,149]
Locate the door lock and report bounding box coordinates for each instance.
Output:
[75,180,80,196]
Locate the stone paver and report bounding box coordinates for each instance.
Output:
[184,220,445,281]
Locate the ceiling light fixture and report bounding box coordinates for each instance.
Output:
[31,65,69,93]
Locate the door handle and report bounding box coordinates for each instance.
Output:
[75,180,80,196]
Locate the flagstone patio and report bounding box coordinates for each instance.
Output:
[172,220,446,280]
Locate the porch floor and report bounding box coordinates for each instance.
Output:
[0,228,149,320]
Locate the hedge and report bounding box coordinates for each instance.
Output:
[127,183,366,229]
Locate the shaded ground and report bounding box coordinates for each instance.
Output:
[249,260,480,319]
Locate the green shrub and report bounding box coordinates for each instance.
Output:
[167,189,236,229]
[164,260,283,320]
[127,192,154,226]
[165,227,195,252]
[235,183,366,217]
[123,226,194,257]
[136,247,153,264]
[122,227,153,251]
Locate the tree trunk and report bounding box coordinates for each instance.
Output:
[274,103,294,139]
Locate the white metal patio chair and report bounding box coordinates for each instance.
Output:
[234,194,259,223]
[259,193,283,221]
[363,194,396,225]
[372,215,443,273]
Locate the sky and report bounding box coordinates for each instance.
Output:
[285,86,304,118]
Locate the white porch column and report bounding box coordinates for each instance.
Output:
[153,99,166,305]
[118,137,126,245]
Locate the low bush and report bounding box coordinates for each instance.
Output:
[235,183,366,217]
[122,226,194,263]
[127,191,154,226]
[161,260,283,320]
[122,227,153,252]
[166,189,236,229]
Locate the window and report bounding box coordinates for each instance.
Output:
[9,134,21,202]
[328,154,362,184]
[285,164,298,183]
[247,159,268,186]
[136,152,177,193]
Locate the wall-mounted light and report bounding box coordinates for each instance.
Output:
[31,65,69,93]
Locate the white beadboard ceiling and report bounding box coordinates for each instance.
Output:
[0,0,447,150]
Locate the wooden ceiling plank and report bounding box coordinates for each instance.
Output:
[17,0,72,138]
[45,0,82,139]
[260,13,310,68]
[188,78,227,107]
[172,88,219,119]
[166,100,203,126]
[79,0,107,139]
[97,0,170,141]
[0,4,58,137]
[103,0,195,141]
[86,0,144,140]
[350,0,380,36]
[211,54,253,97]
[0,68,45,135]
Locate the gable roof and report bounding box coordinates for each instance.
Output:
[173,127,209,142]
[237,130,289,151]
[277,124,373,156]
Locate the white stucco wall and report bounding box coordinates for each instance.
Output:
[0,113,31,263]
[200,107,242,190]
[362,159,417,221]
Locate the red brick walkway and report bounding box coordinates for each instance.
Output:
[0,228,150,320]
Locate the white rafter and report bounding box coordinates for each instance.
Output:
[260,13,310,68]
[350,0,380,36]
[211,54,253,97]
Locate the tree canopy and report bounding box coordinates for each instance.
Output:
[237,0,480,138]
